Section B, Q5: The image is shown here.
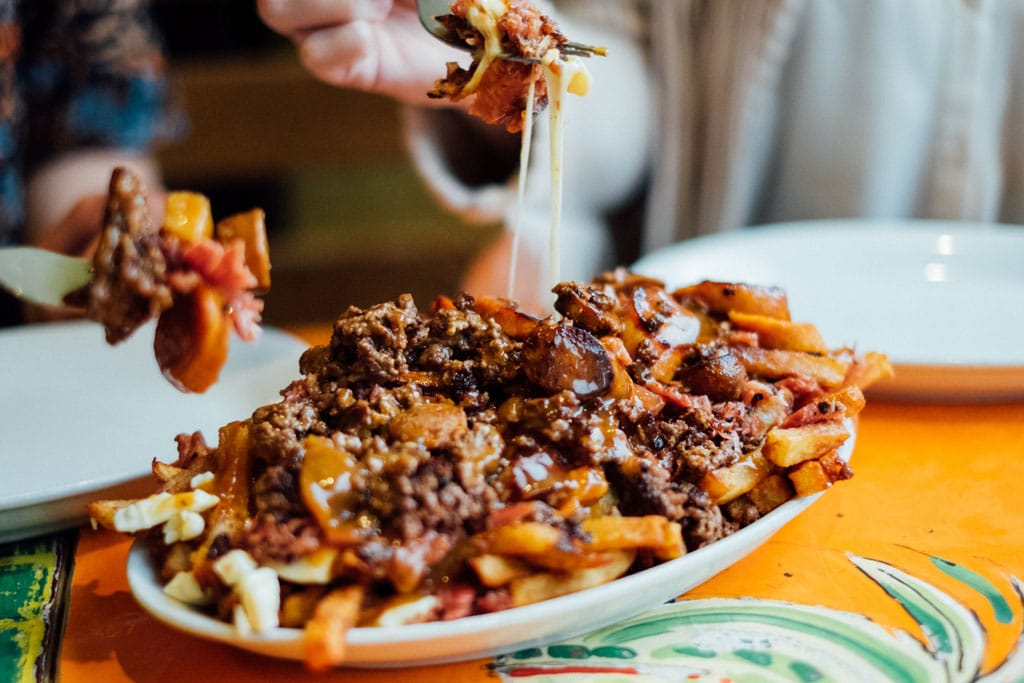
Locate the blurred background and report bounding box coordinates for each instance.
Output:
[152,0,501,325]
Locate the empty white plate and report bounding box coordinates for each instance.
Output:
[0,321,308,542]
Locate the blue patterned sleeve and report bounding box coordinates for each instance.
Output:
[18,0,186,173]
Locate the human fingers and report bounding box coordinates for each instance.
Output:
[298,14,460,102]
[257,0,393,38]
[32,194,107,257]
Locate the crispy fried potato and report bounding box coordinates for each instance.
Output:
[787,458,832,496]
[674,281,791,320]
[518,549,622,571]
[746,473,796,514]
[86,499,134,530]
[478,522,564,556]
[281,588,326,628]
[510,549,636,607]
[844,350,895,389]
[303,584,365,672]
[469,554,532,588]
[580,515,684,560]
[700,451,772,505]
[727,311,828,353]
[732,346,850,389]
[763,422,851,468]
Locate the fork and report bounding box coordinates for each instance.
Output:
[414,0,605,63]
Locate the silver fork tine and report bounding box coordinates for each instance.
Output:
[415,0,605,64]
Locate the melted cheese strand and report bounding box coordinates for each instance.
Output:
[541,51,589,295]
[507,73,537,301]
[462,0,508,95]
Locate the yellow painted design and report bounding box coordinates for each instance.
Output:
[0,542,58,683]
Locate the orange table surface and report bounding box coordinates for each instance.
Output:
[57,328,1024,682]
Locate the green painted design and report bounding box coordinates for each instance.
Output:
[789,660,825,682]
[589,646,637,659]
[0,532,76,683]
[735,648,773,666]
[547,644,590,659]
[493,553,1024,683]
[665,645,716,659]
[512,647,544,660]
[931,557,1015,625]
[590,606,933,682]
[850,555,984,682]
[0,629,26,683]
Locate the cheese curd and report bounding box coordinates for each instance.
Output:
[213,549,281,634]
[112,489,219,540]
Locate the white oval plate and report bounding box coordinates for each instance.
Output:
[633,220,1024,402]
[0,321,308,543]
[126,431,854,668]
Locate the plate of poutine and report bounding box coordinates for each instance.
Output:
[100,269,885,670]
[126,427,852,668]
[634,220,1024,401]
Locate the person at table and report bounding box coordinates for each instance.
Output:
[258,0,1024,311]
[0,0,183,325]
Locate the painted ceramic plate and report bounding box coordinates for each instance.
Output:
[0,321,308,543]
[633,220,1024,402]
[126,432,854,668]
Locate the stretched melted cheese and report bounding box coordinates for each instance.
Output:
[461,1,592,306]
[462,0,509,95]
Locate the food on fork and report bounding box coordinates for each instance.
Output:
[71,167,271,393]
[428,0,596,132]
[89,270,890,670]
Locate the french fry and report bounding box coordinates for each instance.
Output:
[727,311,828,353]
[478,522,564,556]
[700,451,772,505]
[844,351,895,389]
[518,549,621,571]
[763,422,851,468]
[469,554,532,588]
[510,549,635,607]
[303,584,365,672]
[580,516,684,560]
[732,346,850,389]
[281,588,325,628]
[746,473,795,514]
[788,457,834,496]
[674,281,791,320]
[86,499,134,530]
